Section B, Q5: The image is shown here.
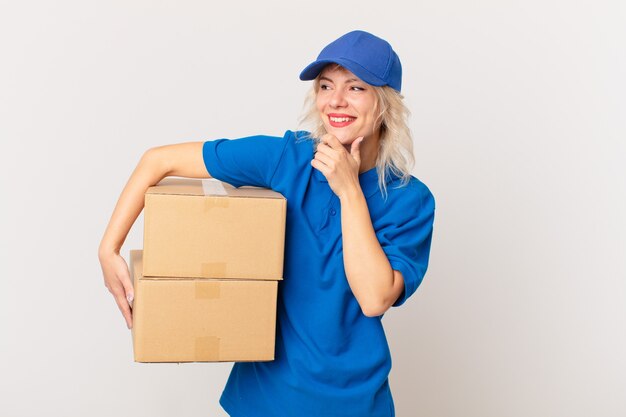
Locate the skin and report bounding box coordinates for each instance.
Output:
[99,66,404,329]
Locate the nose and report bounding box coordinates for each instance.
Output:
[329,88,348,108]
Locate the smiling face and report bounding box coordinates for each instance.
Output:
[315,65,381,147]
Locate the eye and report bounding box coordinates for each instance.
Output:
[350,86,366,91]
[319,83,331,90]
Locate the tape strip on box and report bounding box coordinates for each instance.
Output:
[202,179,229,210]
[202,179,227,196]
[195,336,220,361]
[194,281,221,299]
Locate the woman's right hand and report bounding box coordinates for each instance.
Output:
[100,251,134,329]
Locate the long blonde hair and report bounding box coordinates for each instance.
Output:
[296,67,415,199]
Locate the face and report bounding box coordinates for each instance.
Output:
[316,65,380,147]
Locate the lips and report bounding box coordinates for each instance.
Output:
[328,113,356,128]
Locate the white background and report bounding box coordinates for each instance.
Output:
[1,1,625,416]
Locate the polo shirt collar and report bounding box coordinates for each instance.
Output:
[313,166,393,199]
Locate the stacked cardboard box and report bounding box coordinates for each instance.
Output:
[130,177,286,363]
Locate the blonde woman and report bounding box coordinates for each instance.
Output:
[99,30,435,417]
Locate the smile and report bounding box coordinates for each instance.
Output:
[328,114,356,127]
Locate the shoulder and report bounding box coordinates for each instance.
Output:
[245,130,314,152]
[284,130,315,147]
[212,130,312,157]
[367,174,435,228]
[276,129,316,159]
[386,175,436,212]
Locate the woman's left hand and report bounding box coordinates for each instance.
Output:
[311,133,364,199]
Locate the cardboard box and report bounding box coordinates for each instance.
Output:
[143,177,286,279]
[130,250,278,362]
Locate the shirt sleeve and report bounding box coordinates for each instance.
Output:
[377,181,436,307]
[202,133,290,189]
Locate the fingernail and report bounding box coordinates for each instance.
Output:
[127,294,134,304]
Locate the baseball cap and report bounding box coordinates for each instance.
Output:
[299,30,402,92]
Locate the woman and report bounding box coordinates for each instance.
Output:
[99,30,435,417]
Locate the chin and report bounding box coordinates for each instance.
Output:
[325,128,356,145]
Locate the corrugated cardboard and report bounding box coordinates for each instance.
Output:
[130,250,278,363]
[143,177,286,279]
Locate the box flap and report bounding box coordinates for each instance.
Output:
[146,177,285,200]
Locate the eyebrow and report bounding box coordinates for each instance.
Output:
[319,76,361,83]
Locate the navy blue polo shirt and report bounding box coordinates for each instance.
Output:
[202,130,435,417]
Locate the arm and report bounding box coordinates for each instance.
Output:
[340,189,405,317]
[98,141,209,329]
[311,134,403,317]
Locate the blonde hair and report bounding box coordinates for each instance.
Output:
[296,67,415,199]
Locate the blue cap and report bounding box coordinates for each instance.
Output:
[299,30,402,92]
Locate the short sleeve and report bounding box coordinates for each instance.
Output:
[377,182,435,307]
[202,133,290,189]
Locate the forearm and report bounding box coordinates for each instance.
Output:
[340,188,395,317]
[99,142,208,257]
[98,148,168,257]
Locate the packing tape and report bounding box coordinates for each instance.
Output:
[201,262,227,278]
[195,281,221,299]
[202,179,227,196]
[202,179,229,211]
[195,336,220,361]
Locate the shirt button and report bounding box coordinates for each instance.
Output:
[329,208,337,216]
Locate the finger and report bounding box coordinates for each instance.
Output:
[315,142,338,159]
[114,264,134,324]
[351,137,364,166]
[320,134,343,151]
[119,269,135,329]
[113,288,133,329]
[117,268,134,308]
[310,158,330,177]
[313,150,334,168]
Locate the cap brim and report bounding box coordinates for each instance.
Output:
[299,58,386,87]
